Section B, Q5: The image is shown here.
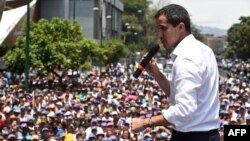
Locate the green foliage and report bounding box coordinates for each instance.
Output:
[191,24,204,42]
[78,39,103,70]
[223,16,250,60]
[121,1,204,56]
[4,18,101,76]
[121,0,149,52]
[122,0,149,15]
[102,39,130,64]
[0,42,8,57]
[142,9,158,49]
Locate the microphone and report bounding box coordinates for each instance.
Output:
[133,44,160,78]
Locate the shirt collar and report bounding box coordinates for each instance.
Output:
[170,34,195,62]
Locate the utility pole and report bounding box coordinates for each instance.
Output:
[110,0,113,38]
[73,0,76,20]
[99,0,103,47]
[93,2,103,47]
[100,12,102,48]
[25,0,30,92]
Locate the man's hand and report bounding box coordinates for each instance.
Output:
[144,58,161,78]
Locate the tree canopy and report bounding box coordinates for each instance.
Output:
[121,0,204,56]
[121,0,149,48]
[4,18,102,78]
[222,16,250,60]
[102,39,130,65]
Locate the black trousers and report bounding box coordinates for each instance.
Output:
[170,129,220,141]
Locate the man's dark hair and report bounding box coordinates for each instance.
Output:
[155,4,191,33]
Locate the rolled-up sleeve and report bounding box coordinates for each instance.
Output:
[162,58,203,129]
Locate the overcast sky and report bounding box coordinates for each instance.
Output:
[150,0,250,30]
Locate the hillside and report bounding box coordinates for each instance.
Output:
[196,25,227,37]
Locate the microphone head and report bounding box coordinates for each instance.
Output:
[148,44,160,54]
[133,44,160,78]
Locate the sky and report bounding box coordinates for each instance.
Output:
[150,0,250,30]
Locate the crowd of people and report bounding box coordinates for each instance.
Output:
[218,59,250,127]
[0,59,249,141]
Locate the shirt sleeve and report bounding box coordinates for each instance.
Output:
[162,57,203,128]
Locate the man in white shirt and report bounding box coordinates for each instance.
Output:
[131,4,220,141]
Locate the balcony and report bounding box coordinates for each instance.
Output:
[0,0,5,22]
[0,0,36,45]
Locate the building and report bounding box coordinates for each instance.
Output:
[0,0,124,46]
[0,0,123,69]
[39,0,123,41]
[203,34,228,55]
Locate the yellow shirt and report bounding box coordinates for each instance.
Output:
[64,133,75,141]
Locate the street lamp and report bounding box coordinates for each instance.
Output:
[134,32,138,43]
[106,15,111,19]
[25,0,30,92]
[136,9,143,43]
[73,0,76,20]
[106,15,112,39]
[137,9,142,13]
[93,6,102,48]
[124,23,131,44]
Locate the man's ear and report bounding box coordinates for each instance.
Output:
[178,22,186,32]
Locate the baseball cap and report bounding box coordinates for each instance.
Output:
[7,134,16,139]
[88,133,96,140]
[32,134,39,140]
[109,135,117,141]
[97,130,105,136]
[145,138,153,141]
[107,122,114,127]
[161,132,168,139]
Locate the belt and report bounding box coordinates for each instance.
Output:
[172,129,219,136]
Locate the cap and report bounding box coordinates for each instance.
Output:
[107,122,114,127]
[55,129,64,138]
[111,111,118,116]
[91,119,98,124]
[7,134,16,139]
[97,130,105,136]
[42,127,49,132]
[89,133,96,139]
[41,110,48,115]
[47,111,55,118]
[32,135,39,140]
[145,138,153,141]
[56,102,63,106]
[20,123,28,128]
[161,132,168,139]
[246,115,250,121]
[144,133,151,138]
[109,135,117,141]
[101,122,107,127]
[68,115,74,120]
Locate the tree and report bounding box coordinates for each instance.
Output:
[102,39,130,65]
[149,0,171,9]
[223,16,250,60]
[121,0,204,58]
[4,18,102,81]
[121,0,149,50]
[0,42,8,57]
[191,24,204,42]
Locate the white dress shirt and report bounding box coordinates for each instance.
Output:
[162,34,220,132]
